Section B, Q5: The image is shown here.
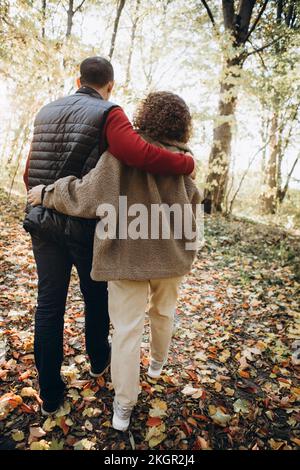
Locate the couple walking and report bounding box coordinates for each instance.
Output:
[25,56,201,431]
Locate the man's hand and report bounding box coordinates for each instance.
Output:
[27,185,45,206]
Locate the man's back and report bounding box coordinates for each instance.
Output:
[28,86,117,189]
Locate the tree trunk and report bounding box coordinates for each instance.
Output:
[66,0,74,37]
[260,113,270,176]
[125,0,141,87]
[203,0,257,213]
[109,0,126,60]
[204,58,240,212]
[260,113,279,214]
[41,0,46,38]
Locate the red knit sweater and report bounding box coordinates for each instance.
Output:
[23,107,194,190]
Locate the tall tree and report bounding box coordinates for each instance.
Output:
[260,0,300,214]
[201,0,270,213]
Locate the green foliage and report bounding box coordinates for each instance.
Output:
[0,0,299,224]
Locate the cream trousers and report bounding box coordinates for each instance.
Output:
[108,277,182,407]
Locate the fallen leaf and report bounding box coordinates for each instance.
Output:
[219,349,231,363]
[187,417,198,426]
[73,438,95,450]
[182,385,204,399]
[193,436,210,450]
[49,439,64,450]
[19,370,31,381]
[147,417,162,427]
[101,420,111,427]
[291,437,300,446]
[145,423,166,448]
[149,398,168,418]
[194,351,207,361]
[20,387,37,397]
[129,431,136,450]
[269,439,285,450]
[30,440,50,450]
[239,370,250,379]
[55,401,71,417]
[233,399,251,414]
[57,416,69,435]
[43,417,57,432]
[84,420,93,431]
[208,406,231,427]
[29,426,46,444]
[0,393,23,420]
[12,430,24,442]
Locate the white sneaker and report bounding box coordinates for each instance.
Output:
[112,398,133,432]
[147,358,166,379]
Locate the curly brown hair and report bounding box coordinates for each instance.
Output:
[133,91,192,144]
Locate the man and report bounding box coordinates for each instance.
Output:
[23,57,195,415]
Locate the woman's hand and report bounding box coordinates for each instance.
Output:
[27,185,45,206]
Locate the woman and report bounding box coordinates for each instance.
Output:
[28,91,201,431]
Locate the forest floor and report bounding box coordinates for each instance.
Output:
[0,188,299,451]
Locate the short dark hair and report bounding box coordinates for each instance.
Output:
[134,91,192,143]
[80,56,114,87]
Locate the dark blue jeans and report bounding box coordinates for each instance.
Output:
[31,233,110,404]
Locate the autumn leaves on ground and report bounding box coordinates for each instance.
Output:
[0,189,299,451]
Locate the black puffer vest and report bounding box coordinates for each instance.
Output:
[24,87,118,245]
[28,86,118,188]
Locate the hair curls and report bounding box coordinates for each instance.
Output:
[133,91,192,143]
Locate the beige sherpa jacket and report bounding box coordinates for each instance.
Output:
[43,137,202,281]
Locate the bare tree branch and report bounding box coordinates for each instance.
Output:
[228,139,270,213]
[227,102,298,212]
[125,0,141,86]
[279,154,300,202]
[246,35,285,57]
[247,38,267,68]
[280,103,300,156]
[200,0,215,27]
[245,0,269,42]
[74,0,87,14]
[109,0,126,60]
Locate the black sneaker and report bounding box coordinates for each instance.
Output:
[90,349,111,378]
[41,395,64,416]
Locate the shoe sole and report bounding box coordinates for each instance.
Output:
[41,407,59,416]
[147,369,162,379]
[90,364,110,378]
[112,418,129,432]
